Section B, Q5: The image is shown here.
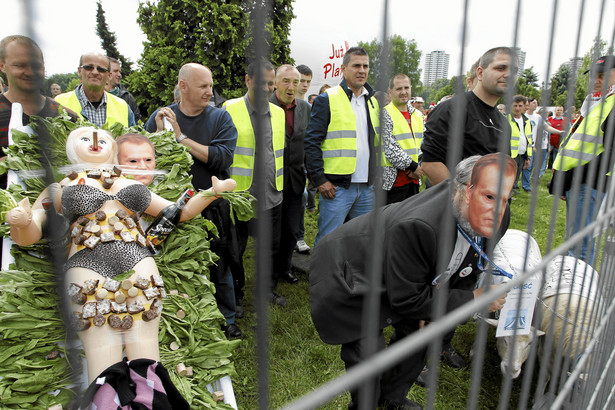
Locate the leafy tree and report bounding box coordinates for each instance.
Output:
[44,73,79,96]
[66,78,82,93]
[549,63,571,106]
[548,37,609,108]
[128,0,294,117]
[95,1,133,77]
[516,67,540,100]
[421,77,450,105]
[358,34,422,94]
[432,76,461,104]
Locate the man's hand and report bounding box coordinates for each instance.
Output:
[524,158,530,170]
[318,181,337,199]
[154,107,181,139]
[407,165,424,180]
[421,161,449,186]
[473,285,507,312]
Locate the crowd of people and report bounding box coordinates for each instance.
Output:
[1,32,614,409]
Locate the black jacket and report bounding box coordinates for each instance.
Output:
[309,180,509,345]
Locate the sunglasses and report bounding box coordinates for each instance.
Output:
[79,64,109,73]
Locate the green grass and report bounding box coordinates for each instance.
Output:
[230,172,567,409]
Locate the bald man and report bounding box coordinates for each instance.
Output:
[145,63,241,338]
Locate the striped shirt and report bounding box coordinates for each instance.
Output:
[77,85,108,127]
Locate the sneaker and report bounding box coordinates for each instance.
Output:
[268,292,288,307]
[441,343,466,368]
[295,239,310,253]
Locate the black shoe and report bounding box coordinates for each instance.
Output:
[414,365,429,387]
[278,271,299,284]
[268,292,288,307]
[224,323,242,338]
[235,299,244,319]
[378,398,423,409]
[441,343,466,368]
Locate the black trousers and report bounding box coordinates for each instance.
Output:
[340,319,426,409]
[273,189,304,278]
[232,203,282,301]
[386,183,420,205]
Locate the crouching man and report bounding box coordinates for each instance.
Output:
[309,153,516,409]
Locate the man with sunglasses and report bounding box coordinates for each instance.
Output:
[55,53,135,127]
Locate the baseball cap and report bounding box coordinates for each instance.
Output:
[584,55,615,74]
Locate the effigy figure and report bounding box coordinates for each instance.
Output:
[5,127,236,405]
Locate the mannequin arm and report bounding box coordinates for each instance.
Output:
[7,198,46,246]
[145,177,237,222]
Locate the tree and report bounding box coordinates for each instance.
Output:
[549,63,571,106]
[358,34,422,94]
[95,1,133,77]
[431,76,462,104]
[572,37,610,108]
[127,0,294,116]
[44,73,79,96]
[515,67,540,100]
[421,77,450,105]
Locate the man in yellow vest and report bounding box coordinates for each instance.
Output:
[507,94,533,192]
[304,46,380,246]
[382,73,425,204]
[552,55,615,264]
[55,53,135,128]
[224,60,288,307]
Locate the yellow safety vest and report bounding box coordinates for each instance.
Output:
[382,103,423,166]
[508,114,533,158]
[554,94,615,172]
[55,90,129,127]
[322,86,380,175]
[225,98,285,191]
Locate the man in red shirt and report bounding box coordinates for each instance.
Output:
[547,106,567,169]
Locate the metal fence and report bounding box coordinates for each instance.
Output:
[6,0,615,409]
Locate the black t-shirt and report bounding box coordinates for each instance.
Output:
[422,91,511,168]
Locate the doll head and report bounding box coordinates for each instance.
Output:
[65,127,118,165]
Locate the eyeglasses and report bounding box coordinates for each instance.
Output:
[79,64,109,73]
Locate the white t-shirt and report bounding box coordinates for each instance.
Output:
[350,87,370,183]
[514,116,527,155]
[527,112,549,149]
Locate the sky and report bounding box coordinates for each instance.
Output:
[2,0,614,93]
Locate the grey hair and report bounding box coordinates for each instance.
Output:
[454,155,481,192]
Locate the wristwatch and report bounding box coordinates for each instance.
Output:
[176,133,188,143]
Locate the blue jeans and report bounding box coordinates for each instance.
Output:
[315,183,374,246]
[539,148,548,178]
[565,184,604,265]
[522,155,532,191]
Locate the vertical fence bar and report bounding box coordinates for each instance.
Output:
[247,0,274,408]
[357,1,389,407]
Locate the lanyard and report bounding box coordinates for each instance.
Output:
[456,224,513,280]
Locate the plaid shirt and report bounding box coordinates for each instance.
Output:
[77,85,107,127]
